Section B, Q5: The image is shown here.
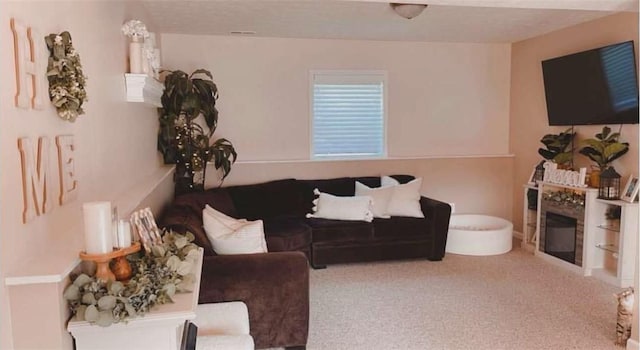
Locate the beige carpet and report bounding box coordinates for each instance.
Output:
[305,243,622,350]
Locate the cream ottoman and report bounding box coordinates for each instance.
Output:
[193,302,254,350]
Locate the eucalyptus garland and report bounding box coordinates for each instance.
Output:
[64,230,199,327]
[45,31,87,122]
[542,190,586,208]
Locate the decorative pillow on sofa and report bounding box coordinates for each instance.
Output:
[202,205,268,255]
[381,176,424,218]
[354,181,394,218]
[306,189,374,222]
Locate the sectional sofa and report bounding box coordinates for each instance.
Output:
[160,175,452,349]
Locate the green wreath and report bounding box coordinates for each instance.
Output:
[45,31,87,122]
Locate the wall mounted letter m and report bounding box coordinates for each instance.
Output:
[19,137,52,223]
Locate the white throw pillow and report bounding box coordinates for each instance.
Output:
[381,175,400,187]
[354,181,394,218]
[306,189,374,222]
[381,177,424,218]
[202,205,268,255]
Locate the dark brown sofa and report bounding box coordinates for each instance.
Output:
[159,175,451,349]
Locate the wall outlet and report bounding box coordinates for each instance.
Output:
[449,202,455,214]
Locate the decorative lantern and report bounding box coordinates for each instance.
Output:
[599,167,621,200]
[533,161,546,186]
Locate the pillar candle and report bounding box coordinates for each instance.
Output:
[82,201,113,254]
[117,220,132,248]
[129,38,143,74]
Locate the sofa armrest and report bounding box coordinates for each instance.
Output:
[199,251,309,349]
[420,196,452,260]
[159,205,215,256]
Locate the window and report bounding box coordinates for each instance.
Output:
[310,71,387,159]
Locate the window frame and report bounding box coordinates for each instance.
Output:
[309,70,388,161]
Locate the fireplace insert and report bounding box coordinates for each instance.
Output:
[544,212,577,264]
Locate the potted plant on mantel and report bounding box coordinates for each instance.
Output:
[538,128,576,169]
[157,69,237,195]
[578,126,629,187]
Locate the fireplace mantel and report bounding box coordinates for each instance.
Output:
[526,181,637,287]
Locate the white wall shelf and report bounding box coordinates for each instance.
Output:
[124,73,163,107]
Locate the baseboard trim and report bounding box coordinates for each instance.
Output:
[627,338,639,350]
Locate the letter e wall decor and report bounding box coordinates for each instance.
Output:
[56,135,78,204]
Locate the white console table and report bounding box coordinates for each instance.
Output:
[524,182,637,287]
[67,248,203,350]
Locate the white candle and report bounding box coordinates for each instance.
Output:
[117,220,132,248]
[82,202,113,254]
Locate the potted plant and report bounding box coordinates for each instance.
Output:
[538,128,576,168]
[158,69,237,195]
[578,126,629,187]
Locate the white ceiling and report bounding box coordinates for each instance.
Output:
[139,0,638,43]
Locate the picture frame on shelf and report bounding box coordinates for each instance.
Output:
[621,175,639,203]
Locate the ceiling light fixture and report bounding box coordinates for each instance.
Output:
[390,3,428,20]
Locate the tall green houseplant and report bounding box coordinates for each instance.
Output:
[158,69,237,195]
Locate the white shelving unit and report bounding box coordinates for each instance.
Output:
[524,182,636,287]
[588,199,638,287]
[521,184,538,253]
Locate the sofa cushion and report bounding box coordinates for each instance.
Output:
[227,179,306,220]
[203,205,269,255]
[383,177,425,218]
[373,216,430,240]
[174,187,238,218]
[355,181,394,218]
[307,190,374,222]
[263,218,312,252]
[387,174,415,185]
[307,218,373,243]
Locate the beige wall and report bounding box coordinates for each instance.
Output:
[509,12,639,232]
[161,34,512,160]
[162,33,515,220]
[0,2,164,349]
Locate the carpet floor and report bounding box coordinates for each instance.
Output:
[304,243,622,350]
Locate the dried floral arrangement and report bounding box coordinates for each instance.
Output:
[64,230,199,327]
[45,32,88,122]
[542,190,586,208]
[121,19,149,40]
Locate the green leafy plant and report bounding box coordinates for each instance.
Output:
[158,69,237,194]
[538,128,576,167]
[63,231,199,327]
[578,126,629,170]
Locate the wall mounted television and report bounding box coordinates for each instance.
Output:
[541,40,639,126]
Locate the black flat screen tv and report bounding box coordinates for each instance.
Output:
[541,40,639,126]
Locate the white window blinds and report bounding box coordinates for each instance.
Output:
[311,71,386,159]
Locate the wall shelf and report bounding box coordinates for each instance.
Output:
[124,73,163,107]
[596,223,620,232]
[595,243,619,255]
